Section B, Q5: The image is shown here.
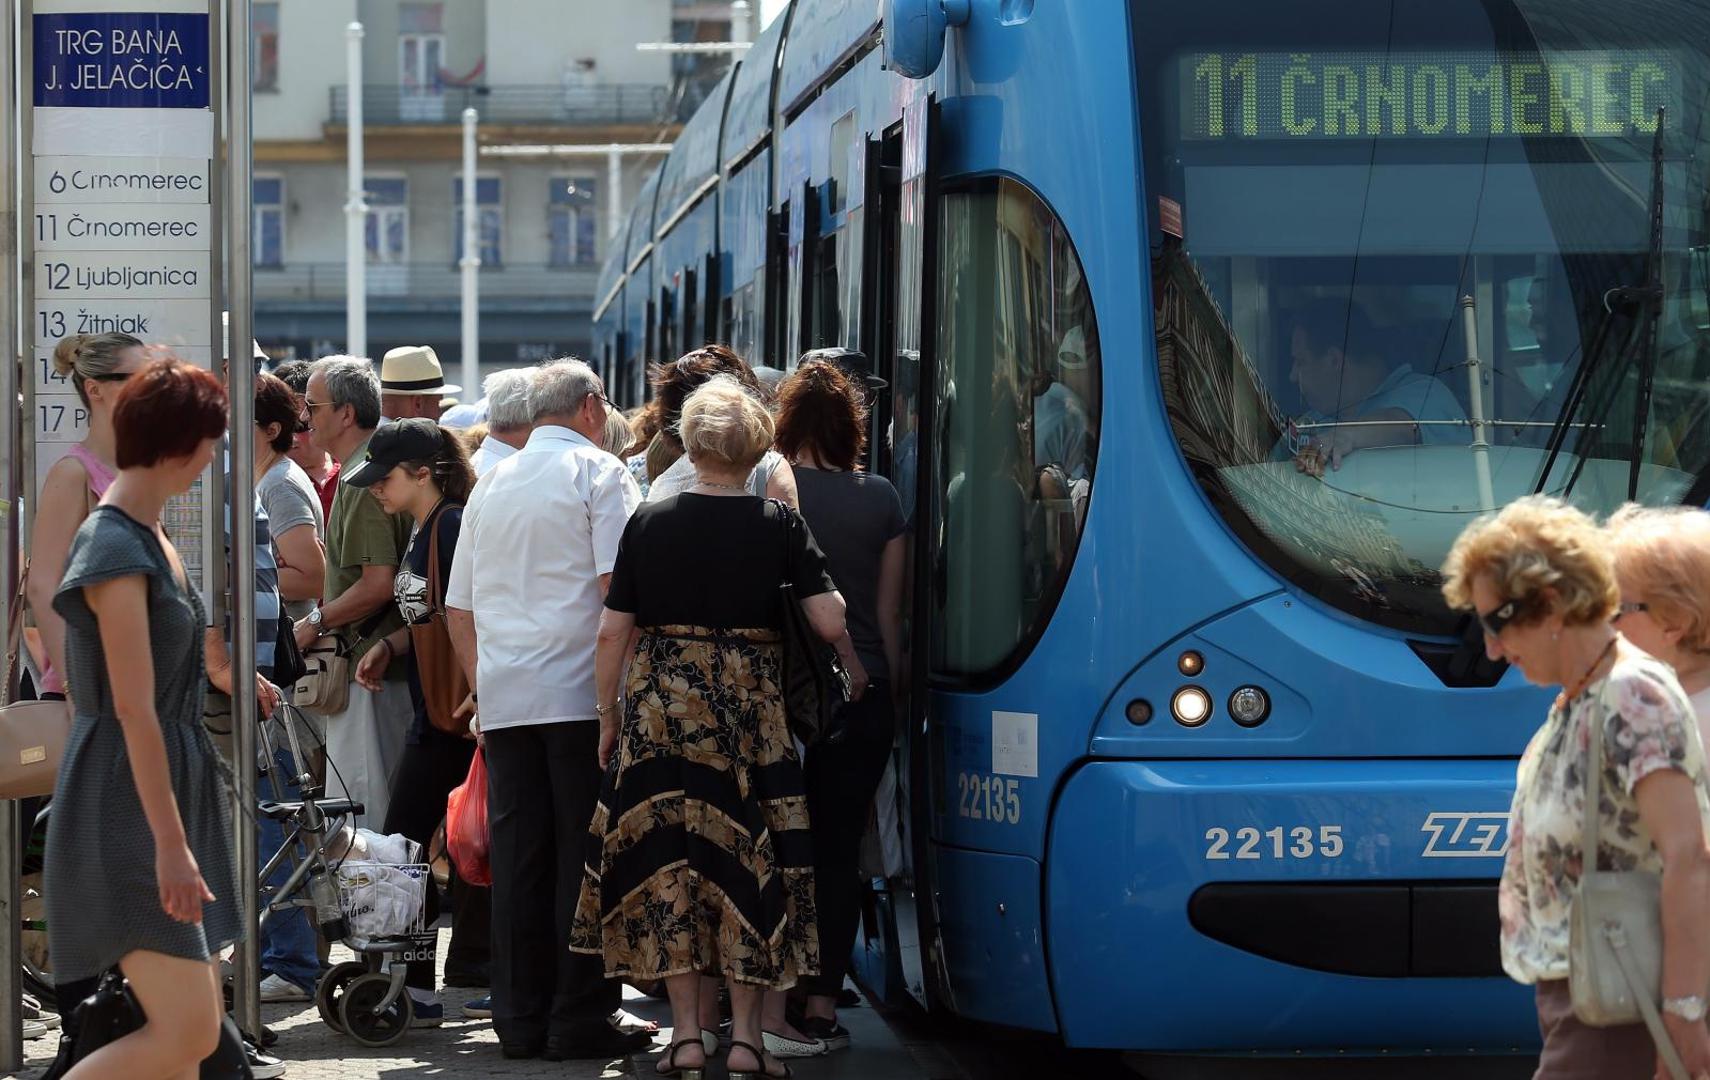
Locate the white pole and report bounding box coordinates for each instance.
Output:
[607,147,623,242]
[345,21,367,357]
[731,0,751,45]
[1460,295,1496,512]
[461,108,480,401]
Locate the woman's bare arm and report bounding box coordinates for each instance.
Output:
[25,457,93,681]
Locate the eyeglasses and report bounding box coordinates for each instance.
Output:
[88,371,134,384]
[301,399,335,412]
[1476,598,1528,638]
[585,391,616,410]
[1614,601,1650,622]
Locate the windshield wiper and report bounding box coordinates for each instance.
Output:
[1534,109,1669,499]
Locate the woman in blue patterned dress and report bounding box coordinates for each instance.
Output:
[46,358,240,1080]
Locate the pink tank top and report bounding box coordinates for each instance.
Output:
[38,445,117,694]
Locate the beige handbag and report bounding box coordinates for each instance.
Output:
[0,564,72,800]
[1567,682,1689,1080]
[289,634,350,716]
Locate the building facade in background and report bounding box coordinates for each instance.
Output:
[252,0,738,379]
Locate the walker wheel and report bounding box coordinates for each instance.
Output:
[315,961,368,1033]
[339,972,413,1048]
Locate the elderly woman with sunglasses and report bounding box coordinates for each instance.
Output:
[1607,505,1710,748]
[1442,495,1710,1080]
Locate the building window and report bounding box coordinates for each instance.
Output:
[549,176,598,267]
[399,3,444,93]
[364,176,409,263]
[253,2,279,92]
[453,176,503,266]
[253,176,284,268]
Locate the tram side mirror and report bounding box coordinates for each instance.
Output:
[883,0,972,79]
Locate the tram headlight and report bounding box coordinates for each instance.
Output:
[1170,686,1212,727]
[1177,650,1205,676]
[1124,699,1153,726]
[1228,686,1271,727]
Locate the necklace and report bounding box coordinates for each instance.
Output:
[694,480,747,493]
[1555,634,1620,711]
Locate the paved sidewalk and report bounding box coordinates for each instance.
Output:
[10,927,925,1080]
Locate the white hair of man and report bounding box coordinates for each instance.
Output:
[529,358,602,423]
[312,355,382,430]
[483,367,536,433]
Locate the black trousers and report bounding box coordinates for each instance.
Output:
[380,731,491,991]
[801,681,895,997]
[484,721,618,1045]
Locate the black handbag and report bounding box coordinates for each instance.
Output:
[272,609,309,691]
[42,969,253,1080]
[771,500,851,746]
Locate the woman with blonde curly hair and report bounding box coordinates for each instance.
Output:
[1607,505,1710,742]
[1442,496,1710,1079]
[572,376,866,1080]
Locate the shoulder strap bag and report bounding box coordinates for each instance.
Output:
[0,561,73,800]
[408,505,473,736]
[1567,678,1690,1080]
[771,500,850,747]
[290,607,386,717]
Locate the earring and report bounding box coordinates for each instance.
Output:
[1551,630,1559,641]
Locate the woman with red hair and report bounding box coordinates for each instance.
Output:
[45,358,242,1080]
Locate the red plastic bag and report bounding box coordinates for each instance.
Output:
[446,745,492,886]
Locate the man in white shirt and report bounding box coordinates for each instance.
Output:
[445,359,645,1061]
[470,367,534,477]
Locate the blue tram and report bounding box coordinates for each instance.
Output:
[593,0,1710,1053]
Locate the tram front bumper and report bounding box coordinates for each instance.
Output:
[1044,758,1537,1052]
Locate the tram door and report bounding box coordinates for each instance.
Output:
[863,94,944,1011]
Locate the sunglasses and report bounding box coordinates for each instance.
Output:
[88,371,134,384]
[1613,601,1650,621]
[301,399,336,412]
[1476,598,1528,638]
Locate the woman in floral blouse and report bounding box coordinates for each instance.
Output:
[1442,496,1710,1079]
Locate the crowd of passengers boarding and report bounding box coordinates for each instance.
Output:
[19,326,1710,1080]
[24,337,903,1080]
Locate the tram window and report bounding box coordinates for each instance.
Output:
[931,179,1101,679]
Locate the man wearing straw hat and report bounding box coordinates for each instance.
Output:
[380,345,462,421]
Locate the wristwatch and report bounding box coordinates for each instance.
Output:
[307,607,324,630]
[1663,995,1708,1023]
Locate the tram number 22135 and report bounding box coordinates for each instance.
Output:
[956,772,1021,825]
[1204,825,1344,860]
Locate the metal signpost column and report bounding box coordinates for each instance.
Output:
[460,107,479,403]
[0,0,24,1069]
[228,0,259,1042]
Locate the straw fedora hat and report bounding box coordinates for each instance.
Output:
[380,345,461,397]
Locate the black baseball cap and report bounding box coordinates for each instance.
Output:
[342,418,444,487]
[800,347,888,392]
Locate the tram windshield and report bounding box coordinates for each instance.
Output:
[1136,0,1710,633]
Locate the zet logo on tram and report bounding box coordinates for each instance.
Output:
[1419,811,1510,858]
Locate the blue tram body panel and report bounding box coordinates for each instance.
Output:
[1046,760,1534,1050]
[591,0,1710,1054]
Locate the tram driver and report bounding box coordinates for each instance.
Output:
[1285,299,1467,477]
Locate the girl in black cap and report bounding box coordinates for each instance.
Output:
[348,418,486,1022]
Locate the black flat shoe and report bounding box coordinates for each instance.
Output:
[799,1016,850,1052]
[543,1027,653,1060]
[500,1040,544,1060]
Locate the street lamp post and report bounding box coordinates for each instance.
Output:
[461,109,479,401]
[345,22,367,357]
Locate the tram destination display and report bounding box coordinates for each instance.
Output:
[1181,51,1681,140]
